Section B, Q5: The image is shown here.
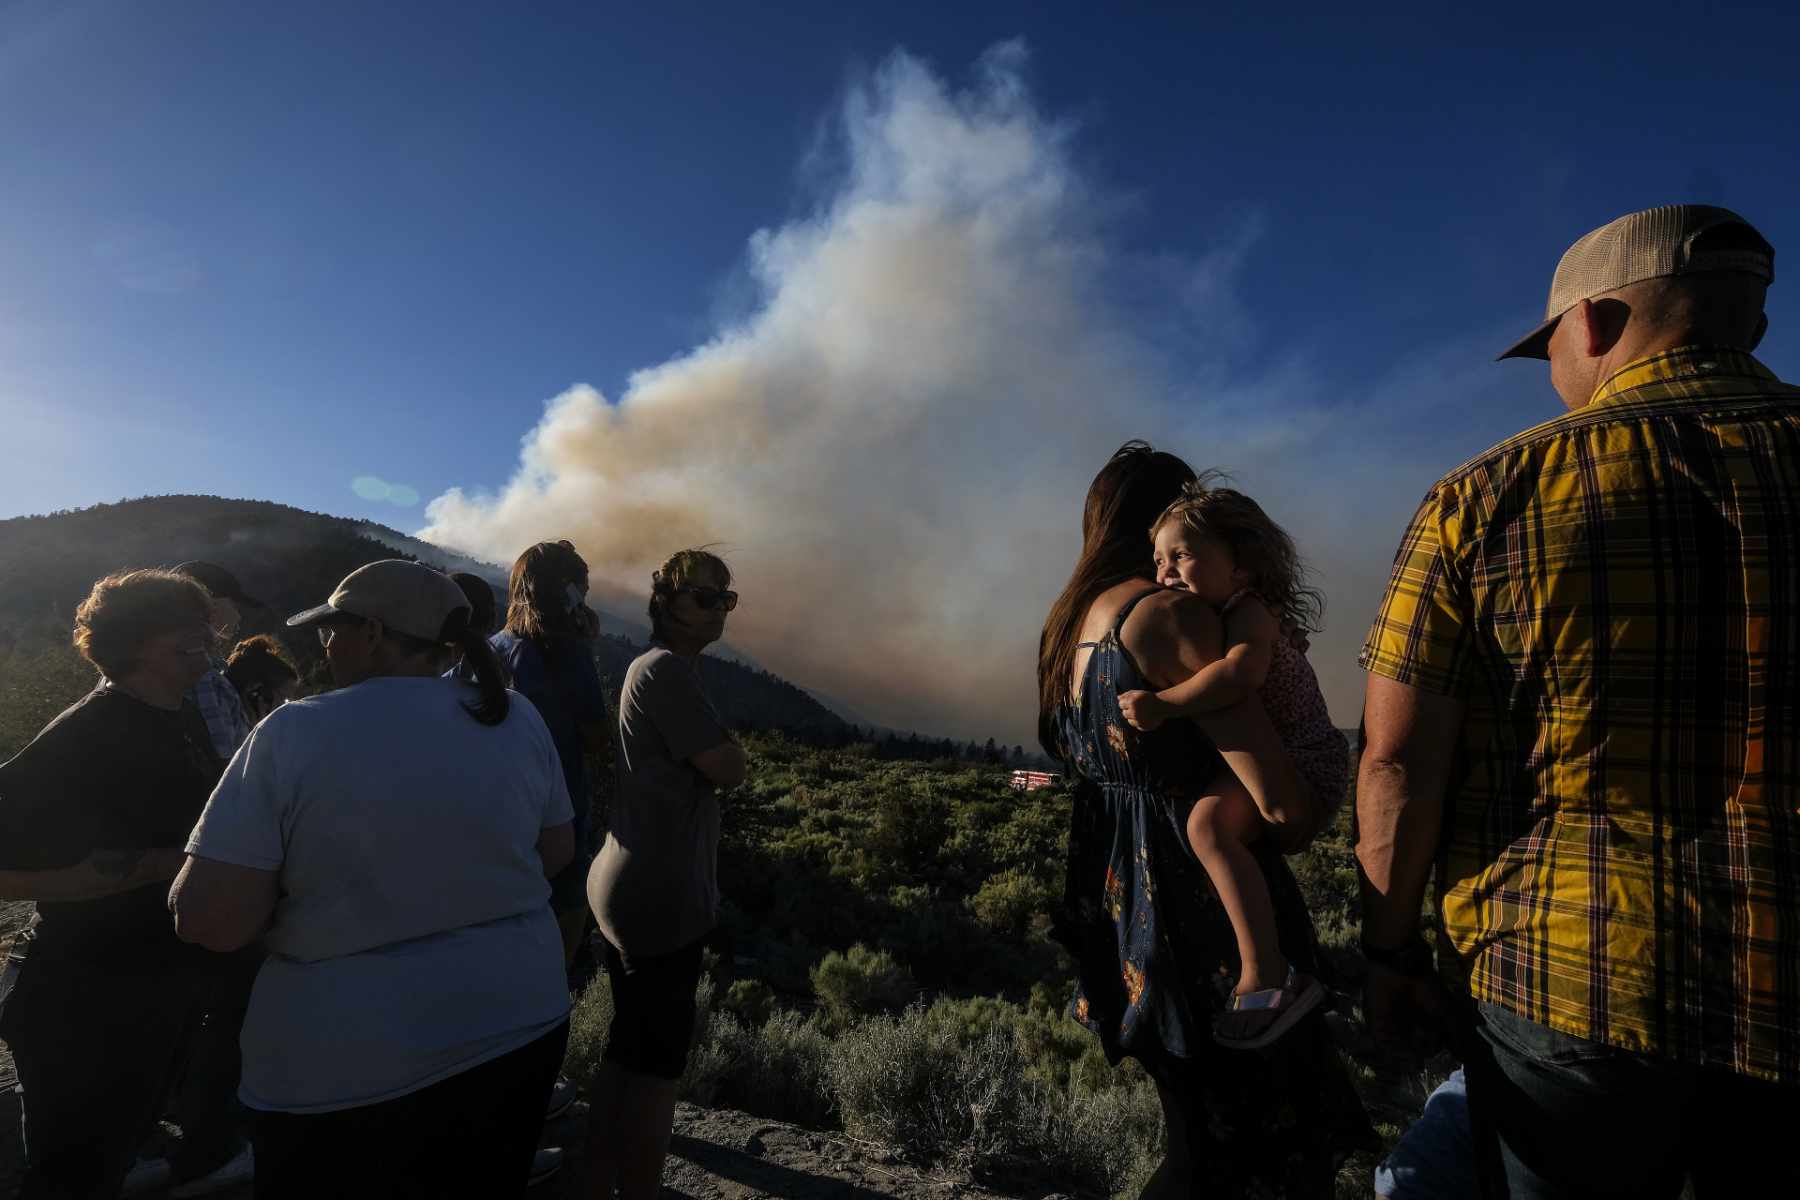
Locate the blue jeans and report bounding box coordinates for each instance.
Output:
[1467,1002,1800,1199]
[1376,1068,1475,1200]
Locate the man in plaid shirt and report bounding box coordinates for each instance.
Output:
[1356,205,1799,1196]
[176,561,259,759]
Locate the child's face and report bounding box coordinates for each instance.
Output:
[1152,522,1249,606]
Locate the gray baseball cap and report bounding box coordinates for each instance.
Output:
[1498,204,1775,361]
[287,559,470,643]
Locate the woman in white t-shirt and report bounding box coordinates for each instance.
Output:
[171,560,576,1199]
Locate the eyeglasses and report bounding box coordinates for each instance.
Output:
[315,616,368,648]
[679,586,739,612]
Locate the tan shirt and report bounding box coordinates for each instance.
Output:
[588,646,730,956]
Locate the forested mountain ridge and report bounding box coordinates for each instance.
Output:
[0,494,857,753]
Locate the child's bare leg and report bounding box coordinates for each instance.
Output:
[1187,778,1286,994]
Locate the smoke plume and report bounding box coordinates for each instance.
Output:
[420,42,1548,744]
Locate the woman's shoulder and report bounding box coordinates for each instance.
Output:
[5,681,114,769]
[628,645,679,675]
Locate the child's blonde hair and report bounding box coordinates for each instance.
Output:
[1150,473,1324,633]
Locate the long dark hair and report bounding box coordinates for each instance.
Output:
[378,606,509,726]
[450,613,510,726]
[505,540,588,643]
[1037,441,1197,759]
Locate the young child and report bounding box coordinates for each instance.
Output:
[1118,476,1348,1049]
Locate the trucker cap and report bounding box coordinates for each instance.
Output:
[287,559,470,643]
[174,560,264,609]
[1498,204,1775,361]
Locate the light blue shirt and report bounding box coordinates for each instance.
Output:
[189,676,574,1112]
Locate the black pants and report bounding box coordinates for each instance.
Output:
[170,946,264,1177]
[602,936,705,1080]
[252,1021,568,1200]
[1,951,205,1200]
[1466,1002,1800,1198]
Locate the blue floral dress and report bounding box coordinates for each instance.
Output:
[1050,587,1374,1194]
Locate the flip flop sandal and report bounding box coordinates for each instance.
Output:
[1212,966,1324,1050]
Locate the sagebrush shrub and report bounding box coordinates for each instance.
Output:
[560,972,616,1090]
[967,868,1054,935]
[721,977,776,1028]
[810,943,917,1030]
[825,1003,1032,1172]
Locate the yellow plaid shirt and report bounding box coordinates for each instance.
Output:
[1362,346,1800,1083]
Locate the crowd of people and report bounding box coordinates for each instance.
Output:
[0,543,740,1199]
[0,200,1794,1199]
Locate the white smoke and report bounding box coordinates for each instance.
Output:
[420,41,1551,744]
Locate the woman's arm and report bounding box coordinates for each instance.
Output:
[169,855,278,953]
[0,848,187,902]
[1122,592,1320,851]
[536,820,576,880]
[690,739,747,789]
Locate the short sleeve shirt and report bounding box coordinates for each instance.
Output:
[0,683,222,966]
[1360,347,1800,1083]
[187,676,574,1110]
[589,646,730,955]
[488,631,608,825]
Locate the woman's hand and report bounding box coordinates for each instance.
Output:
[1118,689,1172,732]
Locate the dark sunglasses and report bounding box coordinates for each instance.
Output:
[679,586,739,612]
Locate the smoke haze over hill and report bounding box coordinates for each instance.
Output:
[420,42,1551,745]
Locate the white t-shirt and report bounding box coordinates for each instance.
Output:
[188,675,574,1113]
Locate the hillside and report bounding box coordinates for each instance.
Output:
[0,495,848,749]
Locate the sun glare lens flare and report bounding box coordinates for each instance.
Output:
[352,476,420,507]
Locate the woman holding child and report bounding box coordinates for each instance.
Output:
[1040,441,1371,1196]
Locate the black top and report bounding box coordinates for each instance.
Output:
[0,682,223,966]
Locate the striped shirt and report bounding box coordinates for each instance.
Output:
[1360,346,1800,1083]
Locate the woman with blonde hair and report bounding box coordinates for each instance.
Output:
[586,548,745,1200]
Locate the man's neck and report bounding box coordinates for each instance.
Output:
[1591,330,1736,400]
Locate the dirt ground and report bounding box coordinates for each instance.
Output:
[0,1094,1040,1200]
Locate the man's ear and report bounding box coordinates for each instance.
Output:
[1578,297,1633,357]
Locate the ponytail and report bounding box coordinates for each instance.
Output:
[442,610,509,726]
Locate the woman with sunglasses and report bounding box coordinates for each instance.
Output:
[586,548,744,1200]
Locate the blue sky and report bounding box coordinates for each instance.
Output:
[4,1,1797,738]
